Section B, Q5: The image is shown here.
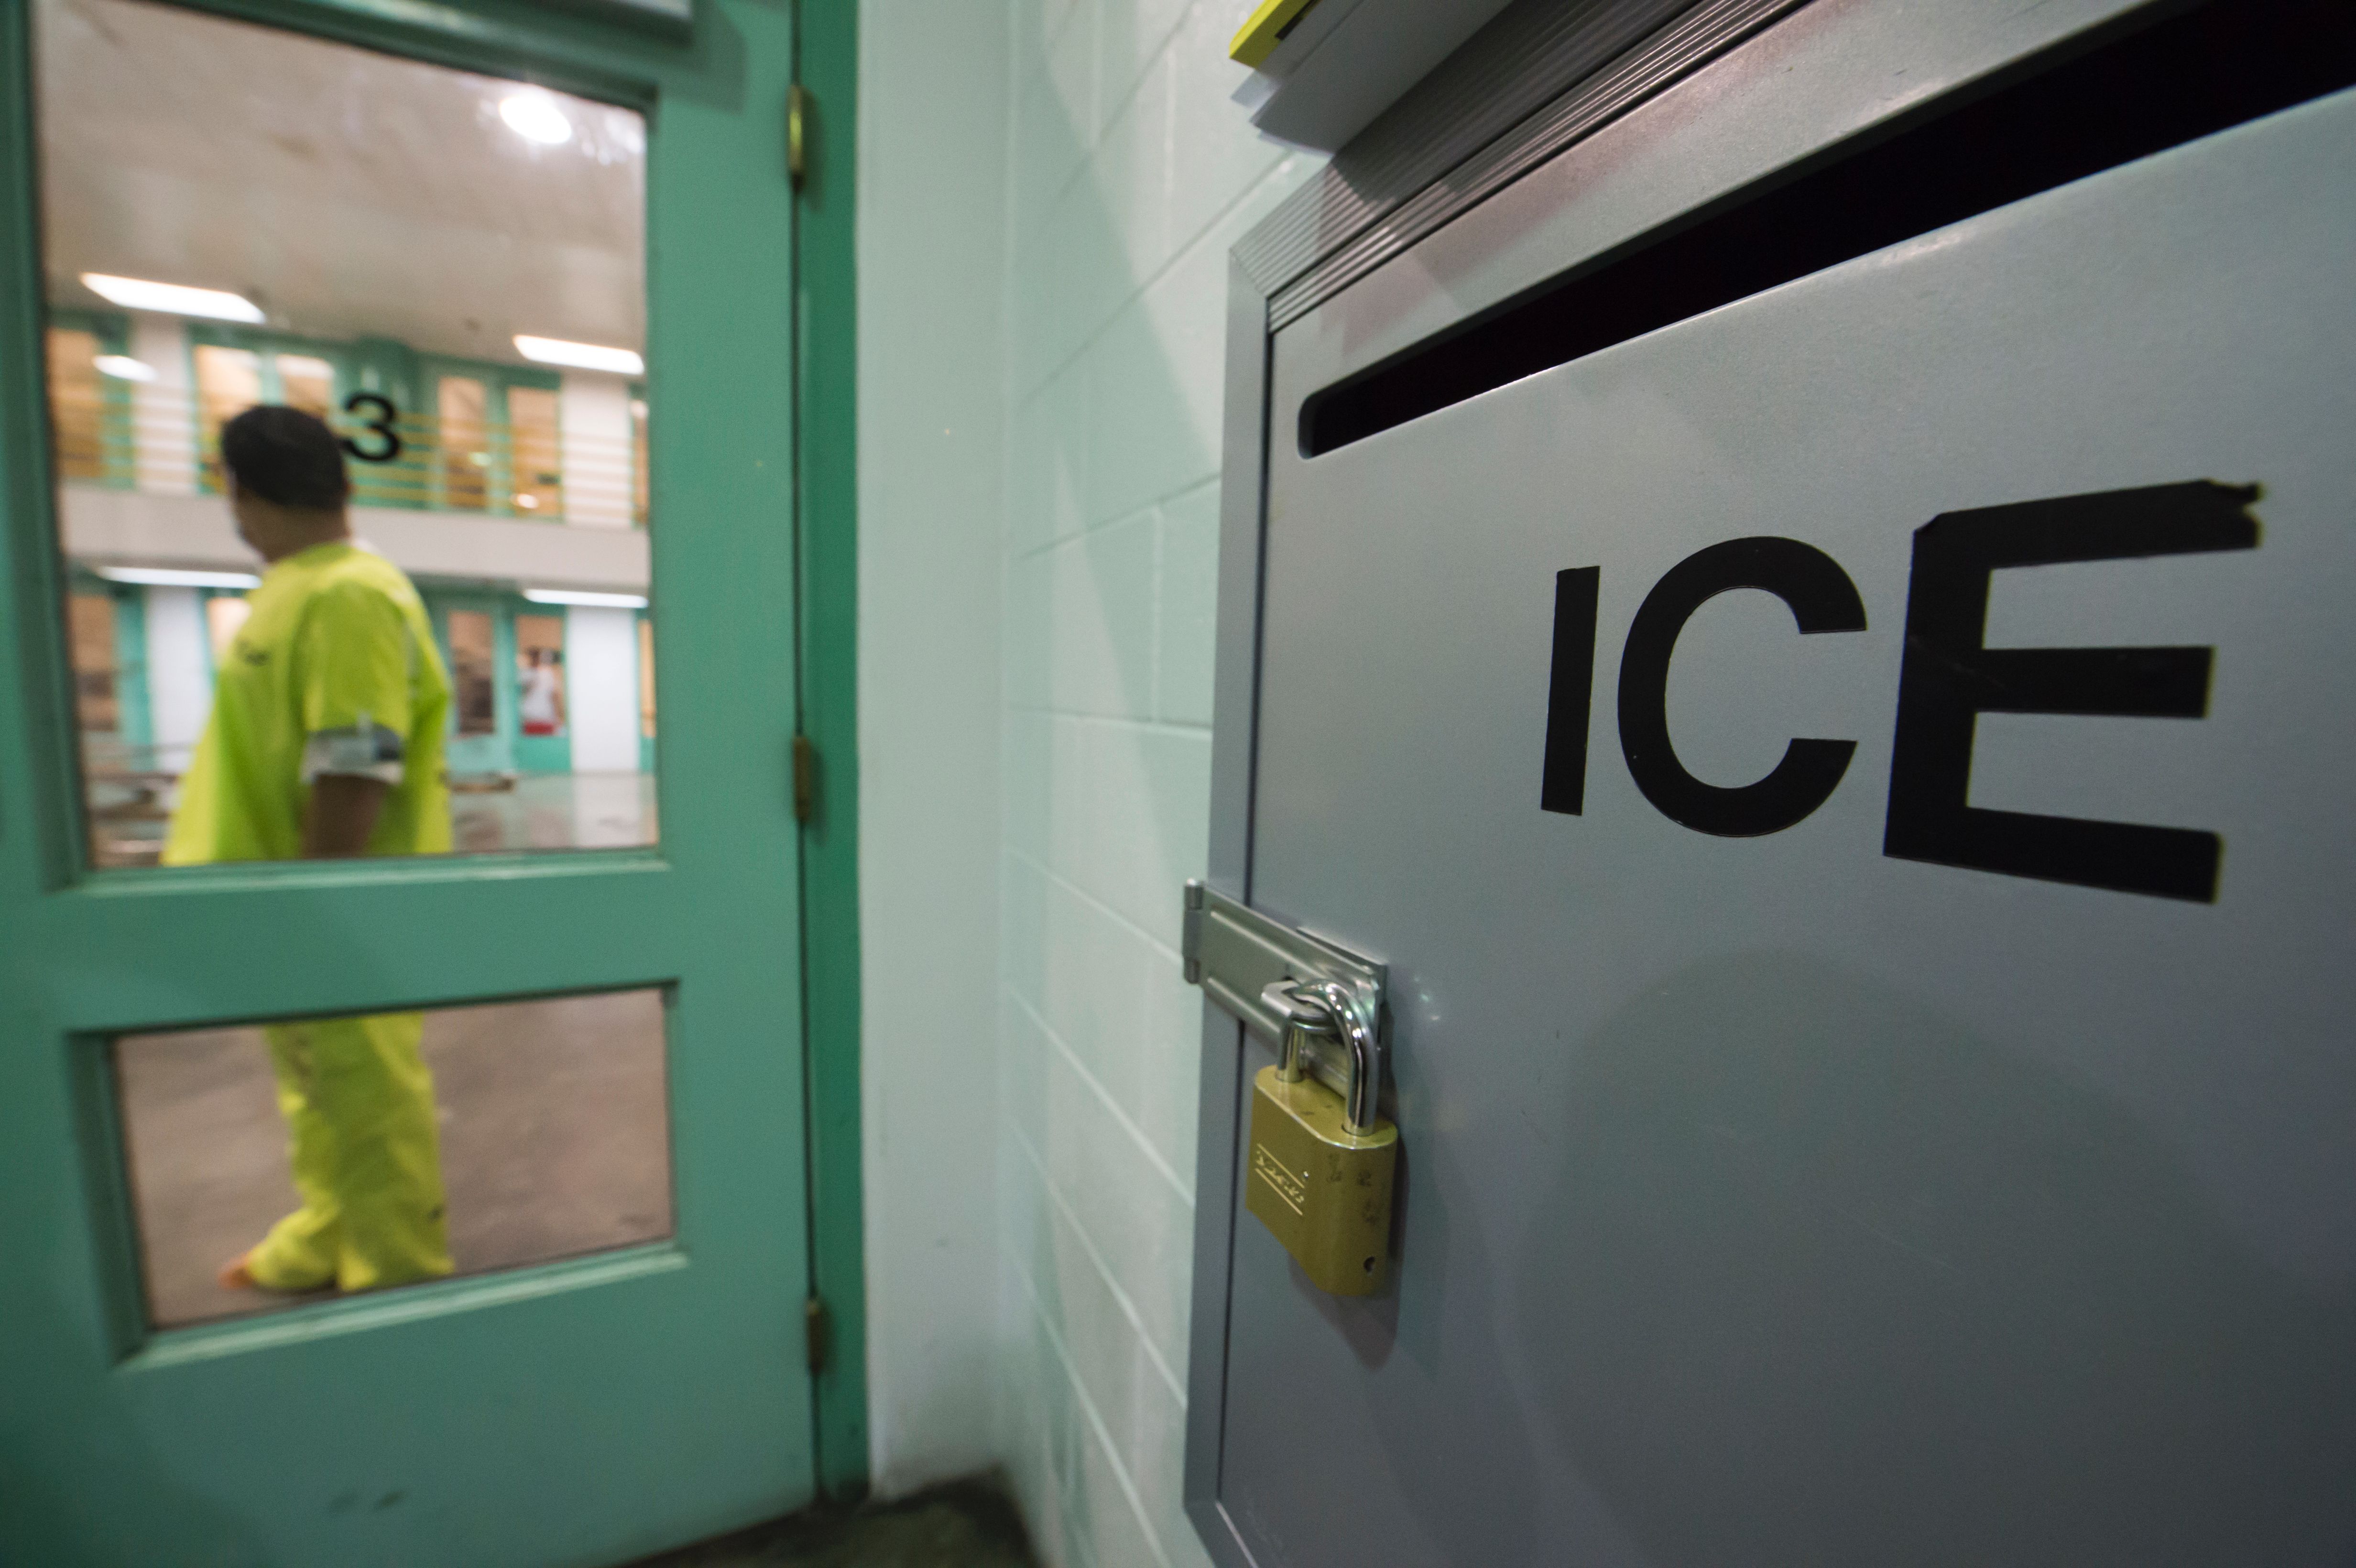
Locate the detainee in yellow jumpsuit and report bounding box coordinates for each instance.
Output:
[164,405,456,1296]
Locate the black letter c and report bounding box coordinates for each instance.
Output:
[1616,536,1866,837]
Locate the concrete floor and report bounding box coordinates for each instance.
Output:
[116,988,672,1326]
[628,1481,1037,1568]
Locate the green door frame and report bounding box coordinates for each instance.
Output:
[0,0,873,1546]
[790,0,866,1503]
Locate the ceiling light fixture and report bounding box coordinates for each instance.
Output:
[80,274,263,323]
[93,355,156,381]
[500,92,574,147]
[522,588,647,609]
[514,335,644,375]
[95,566,262,589]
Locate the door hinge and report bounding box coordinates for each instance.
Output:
[793,733,818,823]
[804,1294,830,1373]
[787,83,811,190]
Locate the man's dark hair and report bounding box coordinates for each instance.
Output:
[219,405,350,510]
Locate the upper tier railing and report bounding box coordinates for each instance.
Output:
[45,383,648,527]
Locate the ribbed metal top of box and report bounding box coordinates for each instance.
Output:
[1234,0,1811,327]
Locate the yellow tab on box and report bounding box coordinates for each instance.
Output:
[1229,0,1324,69]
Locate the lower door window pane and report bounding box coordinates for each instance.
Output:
[113,987,674,1328]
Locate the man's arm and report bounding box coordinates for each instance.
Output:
[292,581,414,859]
[303,773,390,858]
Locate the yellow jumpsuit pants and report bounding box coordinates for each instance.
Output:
[245,1013,453,1293]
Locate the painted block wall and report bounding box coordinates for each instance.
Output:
[142,584,209,767]
[557,372,634,527]
[562,604,641,773]
[990,4,1317,1566]
[128,315,197,495]
[857,2,1319,1558]
[855,0,1014,1501]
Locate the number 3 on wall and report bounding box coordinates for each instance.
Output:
[340,391,404,463]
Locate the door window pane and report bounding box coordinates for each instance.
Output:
[638,617,656,739]
[275,354,335,417]
[505,385,563,518]
[193,344,262,492]
[47,326,113,482]
[438,375,491,511]
[68,590,118,732]
[35,0,656,864]
[447,610,497,736]
[630,396,650,527]
[114,989,675,1328]
[204,593,251,665]
[515,614,567,736]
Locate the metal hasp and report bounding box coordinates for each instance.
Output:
[1181,880,1387,1108]
[1184,883,1398,1296]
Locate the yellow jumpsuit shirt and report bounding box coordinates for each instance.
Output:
[164,541,456,1293]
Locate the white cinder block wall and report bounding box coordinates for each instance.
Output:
[990,3,1317,1567]
[858,2,1319,1562]
[561,606,641,773]
[857,0,1015,1500]
[556,372,635,528]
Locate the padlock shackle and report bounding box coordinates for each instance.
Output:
[1276,978,1381,1134]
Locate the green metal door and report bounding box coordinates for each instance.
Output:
[0,0,818,1559]
[431,593,516,779]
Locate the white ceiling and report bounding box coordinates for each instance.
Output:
[36,0,646,363]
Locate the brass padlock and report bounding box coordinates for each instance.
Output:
[1245,978,1398,1296]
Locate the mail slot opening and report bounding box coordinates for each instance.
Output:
[1298,0,2356,458]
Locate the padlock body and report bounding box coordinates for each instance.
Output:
[1244,1064,1398,1295]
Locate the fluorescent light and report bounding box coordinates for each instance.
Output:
[93,354,156,381]
[523,588,646,609]
[80,273,262,323]
[95,566,261,589]
[500,92,574,147]
[514,336,644,375]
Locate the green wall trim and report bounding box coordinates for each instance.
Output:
[793,0,867,1504]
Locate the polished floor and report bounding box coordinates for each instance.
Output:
[90,769,659,865]
[631,1481,1036,1568]
[447,769,660,853]
[115,988,672,1326]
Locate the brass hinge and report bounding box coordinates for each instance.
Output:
[804,1294,830,1373]
[793,733,818,823]
[786,83,810,189]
